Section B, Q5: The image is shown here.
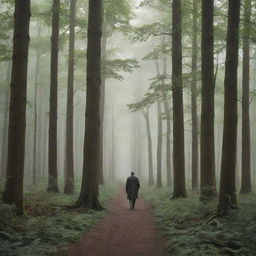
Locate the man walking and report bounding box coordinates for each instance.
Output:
[126,172,140,210]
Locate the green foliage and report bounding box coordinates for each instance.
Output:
[0,180,120,256]
[0,0,13,61]
[103,58,139,80]
[142,187,256,256]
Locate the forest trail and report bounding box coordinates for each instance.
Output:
[68,187,168,256]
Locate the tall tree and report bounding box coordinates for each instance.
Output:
[143,109,154,186]
[218,0,240,215]
[191,0,199,190]
[157,100,163,188]
[98,31,107,185]
[200,0,217,200]
[32,47,40,185]
[48,0,60,193]
[171,0,187,198]
[2,0,31,215]
[74,0,103,209]
[240,0,252,194]
[64,0,77,195]
[0,62,11,178]
[162,41,172,187]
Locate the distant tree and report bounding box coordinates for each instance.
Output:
[200,0,217,200]
[0,62,11,179]
[240,0,252,194]
[98,0,133,185]
[218,0,240,215]
[162,40,172,187]
[171,0,187,199]
[48,0,60,193]
[74,0,103,209]
[143,110,154,186]
[64,0,77,195]
[3,0,31,215]
[191,0,199,190]
[0,2,13,178]
[128,101,154,186]
[157,100,163,188]
[32,27,41,186]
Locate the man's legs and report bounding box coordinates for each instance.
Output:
[132,198,136,209]
[129,199,133,209]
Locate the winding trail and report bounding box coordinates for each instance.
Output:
[68,187,168,256]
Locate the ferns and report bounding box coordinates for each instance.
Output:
[142,187,256,256]
[0,180,119,256]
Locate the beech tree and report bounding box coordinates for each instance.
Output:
[74,0,103,210]
[171,0,187,198]
[191,0,199,190]
[64,0,77,195]
[200,0,217,200]
[218,0,240,215]
[48,0,60,193]
[240,0,252,194]
[2,0,31,215]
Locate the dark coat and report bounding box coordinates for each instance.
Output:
[126,175,140,199]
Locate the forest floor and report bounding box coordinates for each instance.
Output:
[68,187,168,256]
[0,180,119,256]
[142,186,256,256]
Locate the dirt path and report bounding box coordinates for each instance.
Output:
[68,187,168,256]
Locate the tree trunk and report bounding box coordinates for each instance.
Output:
[191,0,199,190]
[0,62,11,178]
[32,48,40,186]
[110,106,115,179]
[64,0,76,195]
[48,0,60,193]
[74,0,103,210]
[157,101,163,188]
[218,0,240,215]
[161,44,172,187]
[171,0,186,198]
[200,0,217,200]
[98,31,107,185]
[163,97,172,187]
[2,0,31,215]
[143,110,154,186]
[240,0,251,194]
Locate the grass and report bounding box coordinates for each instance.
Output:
[0,179,120,256]
[142,186,256,256]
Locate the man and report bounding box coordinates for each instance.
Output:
[126,172,140,210]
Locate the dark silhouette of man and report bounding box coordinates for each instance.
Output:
[126,172,140,210]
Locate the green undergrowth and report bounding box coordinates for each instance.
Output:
[0,179,120,256]
[142,187,256,256]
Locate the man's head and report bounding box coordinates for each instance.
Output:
[131,171,135,176]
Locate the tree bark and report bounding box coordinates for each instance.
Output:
[240,0,251,194]
[143,110,154,186]
[74,0,103,210]
[171,0,186,198]
[98,31,107,185]
[64,0,76,195]
[161,45,172,187]
[157,101,163,188]
[218,0,240,215]
[2,0,31,215]
[48,0,60,193]
[200,0,217,200]
[191,0,199,190]
[32,47,40,186]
